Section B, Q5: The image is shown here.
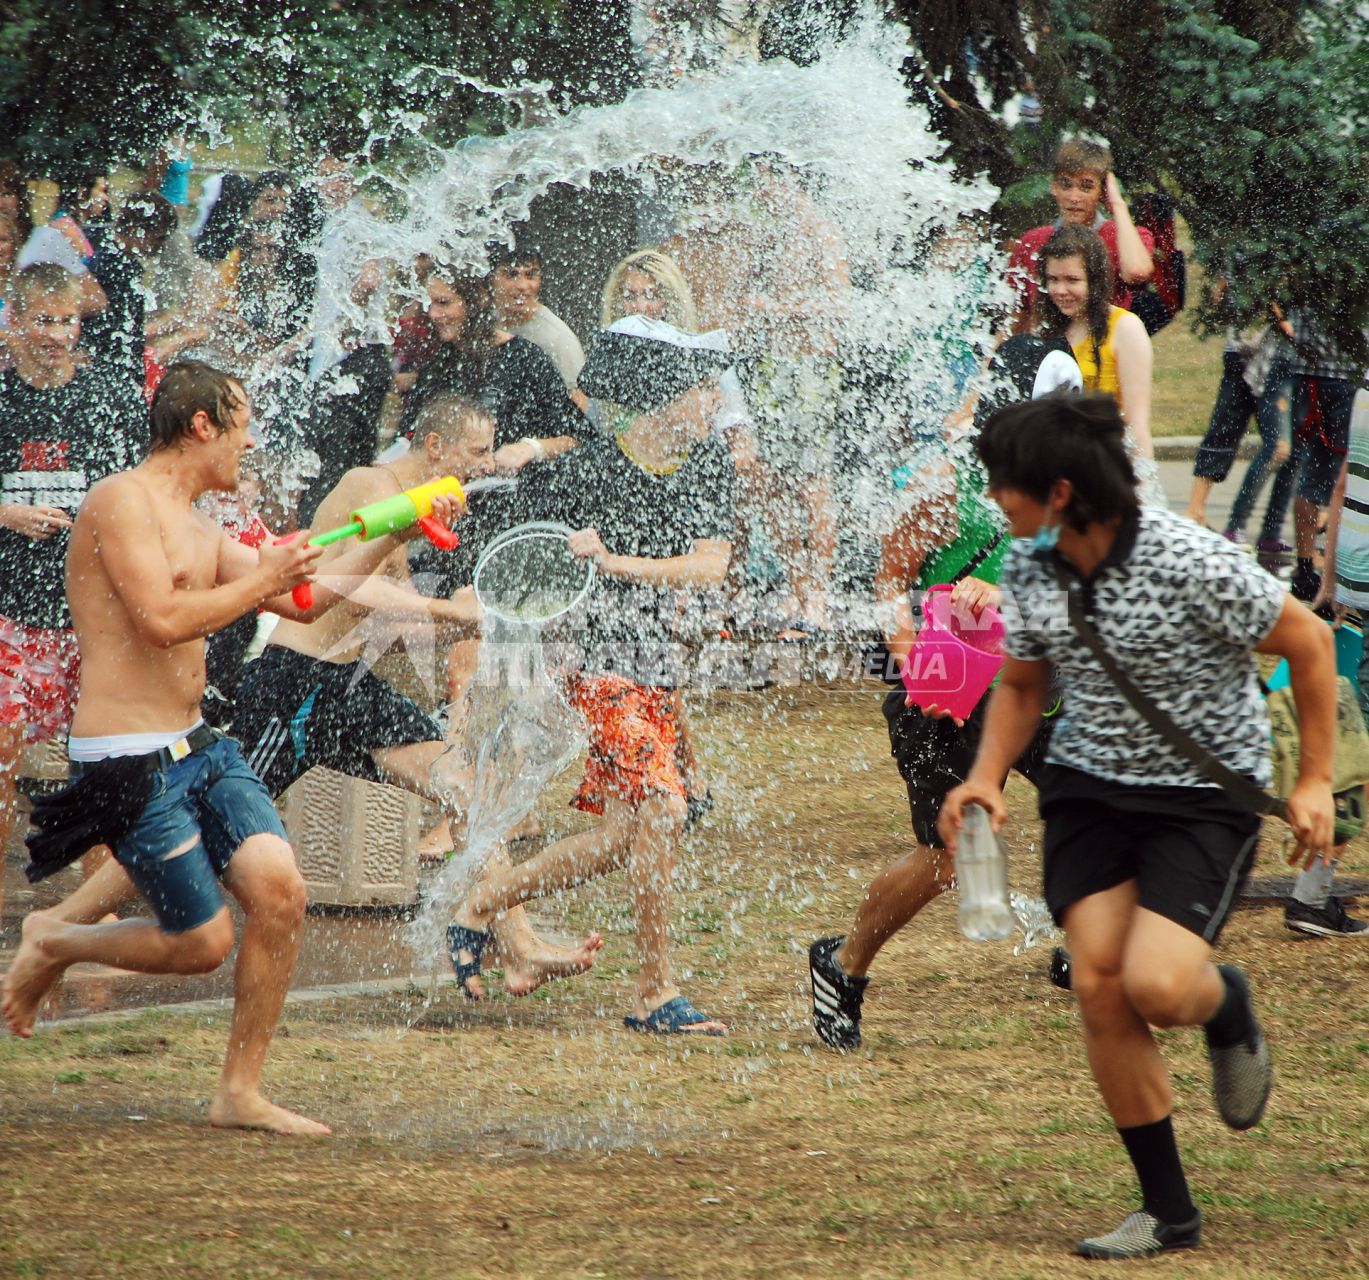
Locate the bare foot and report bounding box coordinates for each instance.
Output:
[418,815,455,864]
[1,912,67,1038]
[209,1090,332,1136]
[506,812,542,843]
[503,931,604,997]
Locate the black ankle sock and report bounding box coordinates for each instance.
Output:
[1204,965,1255,1050]
[1118,1116,1198,1226]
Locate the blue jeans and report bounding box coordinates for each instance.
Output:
[1258,373,1357,541]
[1210,358,1291,535]
[1194,351,1259,482]
[110,737,287,932]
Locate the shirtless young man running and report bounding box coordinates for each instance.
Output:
[1,360,399,1134]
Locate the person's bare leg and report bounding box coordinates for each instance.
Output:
[3,894,235,1038]
[455,809,635,927]
[627,792,725,1032]
[374,739,471,815]
[1185,476,1214,526]
[835,844,954,978]
[419,637,481,856]
[76,844,123,922]
[475,843,604,996]
[377,739,570,986]
[1121,909,1225,1030]
[208,833,330,1136]
[35,852,136,929]
[451,810,632,1002]
[1293,494,1320,560]
[1065,882,1173,1127]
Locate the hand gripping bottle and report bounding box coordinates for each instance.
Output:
[956,804,1014,941]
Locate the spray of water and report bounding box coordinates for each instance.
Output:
[317,5,1001,546]
[406,523,593,965]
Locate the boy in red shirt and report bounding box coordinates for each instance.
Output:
[1008,137,1156,332]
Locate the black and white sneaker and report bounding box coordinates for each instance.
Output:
[1075,1209,1202,1259]
[808,935,868,1051]
[1285,895,1369,937]
[1205,965,1273,1131]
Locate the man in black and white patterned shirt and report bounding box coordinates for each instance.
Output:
[940,394,1336,1260]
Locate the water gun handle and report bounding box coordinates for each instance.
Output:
[266,533,316,611]
[418,514,460,551]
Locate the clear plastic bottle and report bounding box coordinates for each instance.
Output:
[956,804,1015,941]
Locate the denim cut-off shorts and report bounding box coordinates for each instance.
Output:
[99,736,287,933]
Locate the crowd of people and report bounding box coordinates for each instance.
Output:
[0,129,1364,1259]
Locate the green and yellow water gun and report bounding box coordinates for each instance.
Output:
[285,476,466,609]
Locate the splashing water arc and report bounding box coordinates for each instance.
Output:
[370,4,1005,968]
[324,4,1003,485]
[408,529,592,962]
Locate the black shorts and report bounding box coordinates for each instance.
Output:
[1038,765,1261,943]
[882,688,1054,848]
[231,645,441,798]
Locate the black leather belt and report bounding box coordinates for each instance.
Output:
[70,723,220,778]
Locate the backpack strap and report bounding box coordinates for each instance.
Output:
[951,529,1007,585]
[1053,563,1285,819]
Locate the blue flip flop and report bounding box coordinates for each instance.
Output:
[446,923,491,1000]
[623,995,725,1036]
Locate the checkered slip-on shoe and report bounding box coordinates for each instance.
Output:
[1205,965,1273,1131]
[1074,1210,1202,1259]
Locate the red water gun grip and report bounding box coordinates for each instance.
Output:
[271,534,315,611]
[418,514,460,551]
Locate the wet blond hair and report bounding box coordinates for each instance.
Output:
[599,249,698,330]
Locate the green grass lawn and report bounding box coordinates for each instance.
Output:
[3,685,1365,1279]
[1152,257,1224,437]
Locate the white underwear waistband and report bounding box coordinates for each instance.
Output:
[68,720,207,763]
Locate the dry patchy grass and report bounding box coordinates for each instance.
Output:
[2,686,1366,1279]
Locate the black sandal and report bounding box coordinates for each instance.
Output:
[446,923,492,1000]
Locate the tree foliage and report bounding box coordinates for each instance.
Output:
[1034,0,1368,358]
[1,0,1363,352]
[0,0,195,182]
[185,0,570,158]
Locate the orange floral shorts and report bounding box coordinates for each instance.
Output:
[566,672,685,815]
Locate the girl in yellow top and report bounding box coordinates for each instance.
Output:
[1036,223,1154,456]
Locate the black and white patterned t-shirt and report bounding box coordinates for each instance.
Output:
[999,505,1285,788]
